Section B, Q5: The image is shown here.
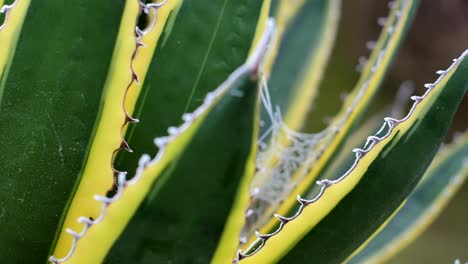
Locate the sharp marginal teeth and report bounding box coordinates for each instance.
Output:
[138,154,151,166]
[352,148,366,154]
[182,113,193,122]
[154,137,169,147]
[167,126,178,135]
[377,17,387,26]
[274,213,289,223]
[296,194,309,205]
[204,92,216,104]
[358,56,367,64]
[316,179,331,186]
[366,41,376,50]
[424,83,434,89]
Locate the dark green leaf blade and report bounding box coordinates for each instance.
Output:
[0,1,124,261]
[277,51,468,264]
[116,0,264,176]
[106,63,261,263]
[349,132,468,264]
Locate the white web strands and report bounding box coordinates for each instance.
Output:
[240,74,368,245]
[234,48,467,263]
[0,0,19,31]
[48,15,276,263]
[239,0,408,247]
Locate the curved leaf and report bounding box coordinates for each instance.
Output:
[51,1,183,259]
[238,49,468,263]
[266,0,341,129]
[116,0,266,176]
[0,1,124,261]
[0,0,29,95]
[349,132,468,264]
[107,62,261,264]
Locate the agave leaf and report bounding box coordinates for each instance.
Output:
[264,0,341,130]
[116,0,266,177]
[51,1,183,258]
[238,50,468,264]
[48,18,275,263]
[243,0,420,249]
[107,60,261,264]
[0,0,29,90]
[0,1,125,261]
[348,132,468,264]
[315,84,419,203]
[315,111,387,187]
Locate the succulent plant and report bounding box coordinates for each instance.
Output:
[0,0,466,263]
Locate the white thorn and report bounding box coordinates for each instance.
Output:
[317,179,332,186]
[377,17,387,26]
[204,92,216,104]
[352,148,366,155]
[182,113,193,122]
[154,137,169,148]
[366,41,376,50]
[424,83,434,89]
[167,126,178,135]
[138,154,151,166]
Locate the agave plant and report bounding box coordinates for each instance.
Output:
[0,0,467,263]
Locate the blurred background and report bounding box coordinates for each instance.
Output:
[310,0,467,262]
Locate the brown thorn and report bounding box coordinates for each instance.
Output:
[121,139,133,153]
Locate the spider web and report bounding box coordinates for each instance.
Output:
[240,76,331,243]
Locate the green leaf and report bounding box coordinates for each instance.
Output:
[348,132,468,264]
[50,1,183,258]
[106,62,261,264]
[116,0,266,176]
[265,0,340,130]
[0,0,28,93]
[0,1,124,261]
[237,50,468,264]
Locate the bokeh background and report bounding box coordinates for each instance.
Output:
[315,0,467,262]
